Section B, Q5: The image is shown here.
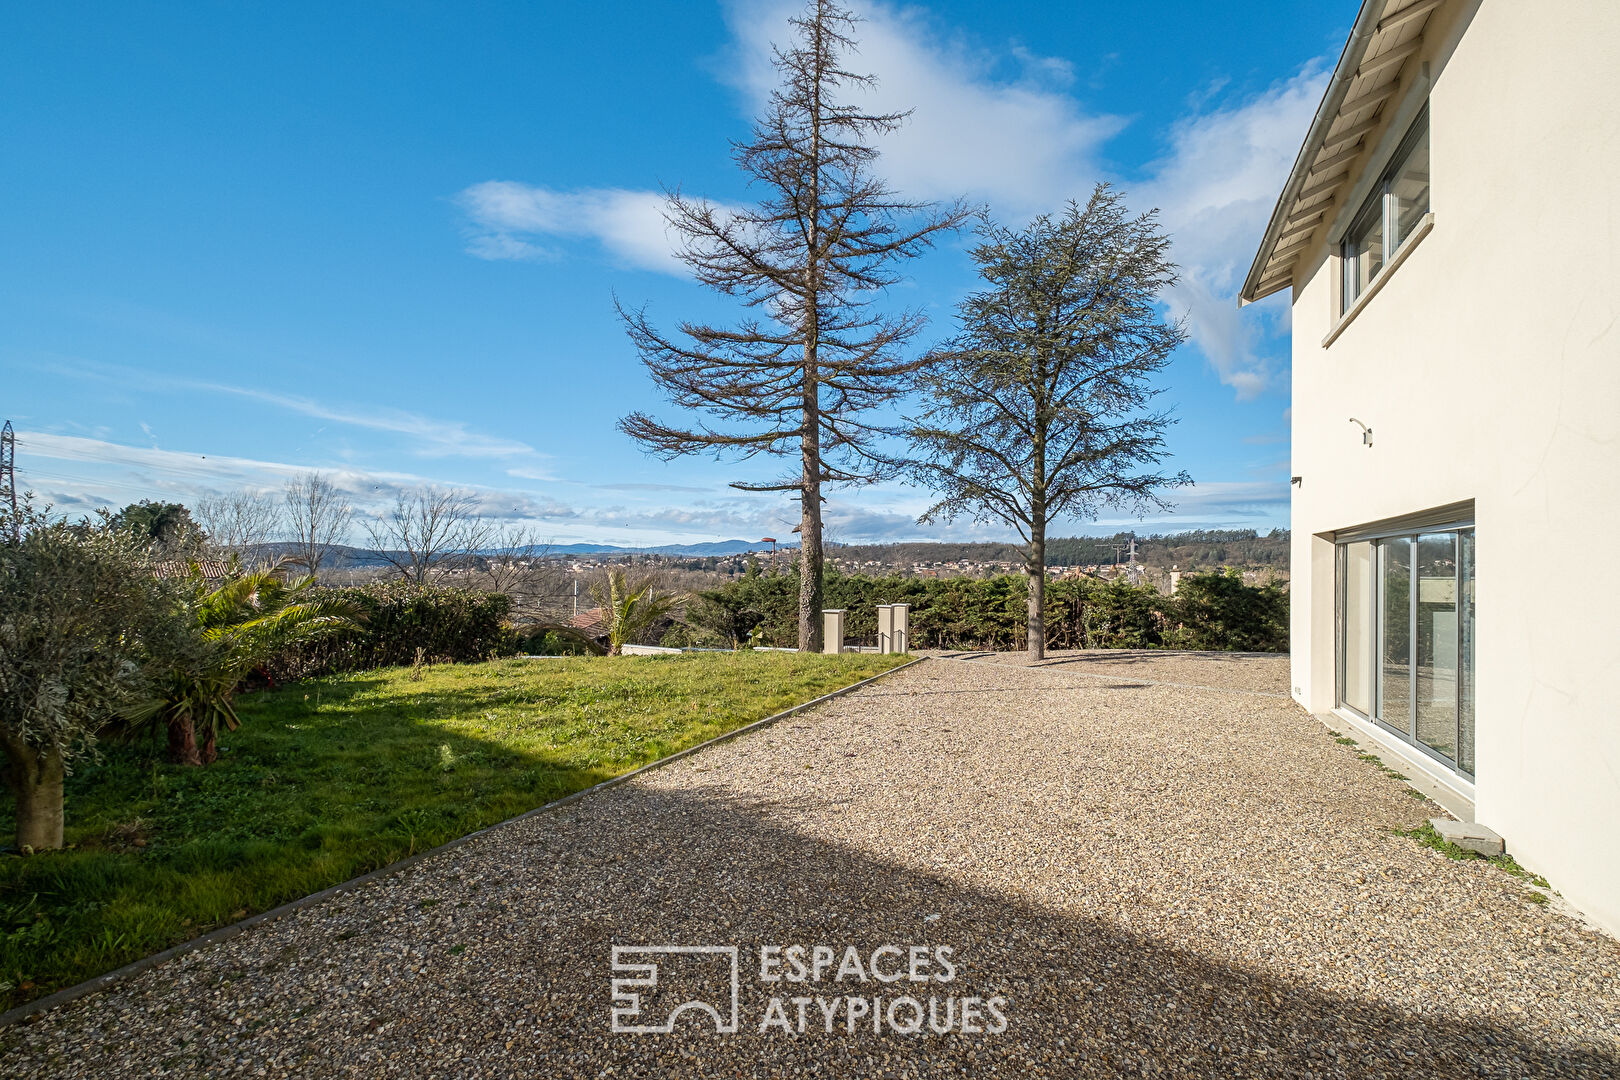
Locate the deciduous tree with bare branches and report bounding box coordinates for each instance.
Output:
[365,486,494,587]
[195,490,282,559]
[617,0,971,651]
[906,187,1190,660]
[471,522,572,619]
[283,473,353,580]
[476,522,547,595]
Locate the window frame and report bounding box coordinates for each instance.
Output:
[1340,105,1430,313]
[1335,507,1474,780]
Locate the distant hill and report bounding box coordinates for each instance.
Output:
[250,539,785,565]
[251,542,394,569]
[246,530,1287,572]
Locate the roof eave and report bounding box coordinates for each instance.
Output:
[1239,0,1387,305]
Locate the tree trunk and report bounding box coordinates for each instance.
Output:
[798,358,824,653]
[167,716,202,766]
[1,733,65,851]
[795,25,827,657]
[200,728,219,765]
[1027,517,1046,662]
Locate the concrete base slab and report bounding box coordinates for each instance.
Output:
[1316,711,1476,821]
[1432,817,1505,857]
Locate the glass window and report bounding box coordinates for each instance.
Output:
[1336,518,1475,777]
[1379,537,1413,731]
[1343,200,1384,312]
[1415,532,1458,759]
[1340,108,1430,311]
[1341,542,1375,715]
[1389,123,1430,249]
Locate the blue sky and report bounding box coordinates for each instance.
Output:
[0,1,1349,546]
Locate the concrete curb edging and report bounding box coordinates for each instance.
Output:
[0,655,928,1030]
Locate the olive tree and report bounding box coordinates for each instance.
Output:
[0,501,179,850]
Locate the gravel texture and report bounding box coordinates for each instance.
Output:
[6,653,1618,1078]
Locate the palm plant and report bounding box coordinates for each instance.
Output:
[131,561,361,764]
[588,569,682,656]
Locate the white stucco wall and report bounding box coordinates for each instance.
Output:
[1287,0,1620,933]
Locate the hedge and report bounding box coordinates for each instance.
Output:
[679,568,1287,652]
[265,581,515,680]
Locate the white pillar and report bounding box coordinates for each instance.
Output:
[822,609,846,655]
[876,604,894,654]
[891,604,910,654]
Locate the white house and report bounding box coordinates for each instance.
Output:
[1241,0,1620,933]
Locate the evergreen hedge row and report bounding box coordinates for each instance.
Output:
[266,567,1286,680]
[266,581,515,680]
[673,568,1287,652]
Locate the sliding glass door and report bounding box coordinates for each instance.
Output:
[1341,542,1375,716]
[1415,532,1459,760]
[1379,537,1413,729]
[1337,520,1474,776]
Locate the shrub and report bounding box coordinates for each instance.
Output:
[265,582,514,679]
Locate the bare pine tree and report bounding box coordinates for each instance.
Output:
[617,0,971,651]
[365,486,495,587]
[907,187,1191,660]
[283,473,353,580]
[195,489,282,559]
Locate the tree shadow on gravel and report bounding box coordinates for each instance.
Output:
[1023,649,1285,668]
[934,649,1285,668]
[519,789,1616,1079]
[28,778,1612,1079]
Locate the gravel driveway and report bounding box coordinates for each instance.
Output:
[7,653,1619,1078]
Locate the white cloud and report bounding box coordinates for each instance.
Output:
[455,2,1325,404]
[205,383,541,461]
[727,3,1325,398]
[19,432,425,496]
[456,181,682,273]
[14,431,575,528]
[49,357,544,462]
[13,429,1286,545]
[454,2,1122,273]
[1140,63,1330,397]
[719,0,1122,216]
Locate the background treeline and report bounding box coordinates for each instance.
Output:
[790,528,1291,572]
[664,568,1288,653]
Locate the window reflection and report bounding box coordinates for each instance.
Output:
[1390,124,1430,248]
[1379,537,1413,730]
[1415,532,1458,759]
[1340,108,1430,310]
[1337,520,1474,777]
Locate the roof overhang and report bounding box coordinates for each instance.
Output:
[1239,0,1446,304]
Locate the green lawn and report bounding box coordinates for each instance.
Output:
[0,651,908,1011]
